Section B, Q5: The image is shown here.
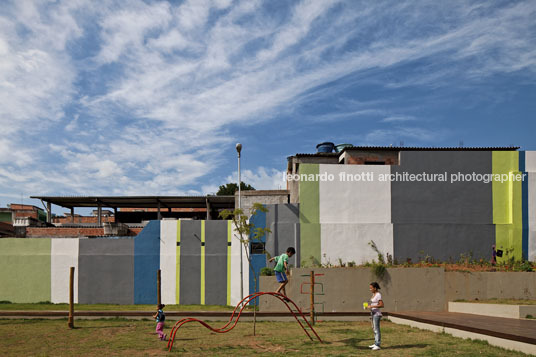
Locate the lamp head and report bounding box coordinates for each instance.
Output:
[236,143,242,155]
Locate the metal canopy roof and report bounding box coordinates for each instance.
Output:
[30,195,235,209]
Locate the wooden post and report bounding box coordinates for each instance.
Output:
[157,269,161,306]
[68,266,74,328]
[310,270,315,325]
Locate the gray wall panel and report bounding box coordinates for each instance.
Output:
[266,204,300,267]
[180,221,201,305]
[205,221,228,305]
[79,239,134,304]
[393,224,496,262]
[392,151,493,224]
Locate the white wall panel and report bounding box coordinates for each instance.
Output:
[51,239,79,303]
[525,151,536,172]
[230,226,249,306]
[160,220,176,304]
[321,223,393,265]
[319,165,391,224]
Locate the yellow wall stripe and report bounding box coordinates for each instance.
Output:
[227,220,232,306]
[176,220,181,305]
[492,151,523,262]
[200,220,206,305]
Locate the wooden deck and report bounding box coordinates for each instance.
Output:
[390,311,536,345]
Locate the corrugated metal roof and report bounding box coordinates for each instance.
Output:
[342,146,520,151]
[30,195,235,209]
[292,146,519,157]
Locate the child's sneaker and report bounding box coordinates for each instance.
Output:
[368,344,376,348]
[162,334,167,341]
[372,345,381,351]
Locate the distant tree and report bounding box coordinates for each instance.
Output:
[216,182,255,196]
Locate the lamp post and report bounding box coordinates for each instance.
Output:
[236,142,243,299]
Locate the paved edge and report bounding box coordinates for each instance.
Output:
[389,312,536,345]
[390,316,536,356]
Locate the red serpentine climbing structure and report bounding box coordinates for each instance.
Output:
[167,291,323,351]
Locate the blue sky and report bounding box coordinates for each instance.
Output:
[1,0,535,213]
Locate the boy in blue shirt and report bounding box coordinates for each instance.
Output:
[268,247,296,299]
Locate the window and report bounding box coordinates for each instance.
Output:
[250,242,265,254]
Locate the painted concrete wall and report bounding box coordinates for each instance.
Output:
[51,238,78,303]
[298,164,394,266]
[78,238,134,304]
[230,223,249,306]
[0,238,51,303]
[259,268,536,312]
[493,151,523,262]
[160,220,177,304]
[392,151,493,224]
[159,220,235,305]
[134,221,160,304]
[526,152,536,261]
[319,164,391,224]
[265,204,300,266]
[179,220,201,305]
[299,164,320,266]
[321,223,393,266]
[0,220,239,305]
[318,165,393,266]
[393,224,496,262]
[294,151,536,264]
[205,220,229,305]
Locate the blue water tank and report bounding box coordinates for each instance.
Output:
[316,142,335,153]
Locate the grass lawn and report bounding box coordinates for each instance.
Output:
[0,318,528,356]
[454,299,536,305]
[0,303,235,311]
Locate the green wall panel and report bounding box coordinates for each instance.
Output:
[299,164,320,266]
[0,239,51,303]
[492,151,523,262]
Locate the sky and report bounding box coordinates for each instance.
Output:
[1,0,535,214]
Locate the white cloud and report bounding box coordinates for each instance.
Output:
[364,127,443,145]
[382,115,417,123]
[226,167,286,191]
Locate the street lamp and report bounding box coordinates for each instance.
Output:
[236,142,243,299]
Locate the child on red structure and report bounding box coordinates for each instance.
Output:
[153,304,166,341]
[268,247,296,300]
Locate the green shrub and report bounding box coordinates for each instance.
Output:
[260,267,274,276]
[372,263,386,280]
[515,260,533,272]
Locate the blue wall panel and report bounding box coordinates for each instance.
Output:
[249,207,267,305]
[134,221,161,304]
[249,254,266,305]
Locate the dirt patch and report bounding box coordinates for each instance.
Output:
[248,340,286,353]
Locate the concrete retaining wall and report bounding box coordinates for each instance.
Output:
[448,302,536,319]
[259,268,536,312]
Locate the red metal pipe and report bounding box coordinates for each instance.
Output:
[167,292,323,351]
